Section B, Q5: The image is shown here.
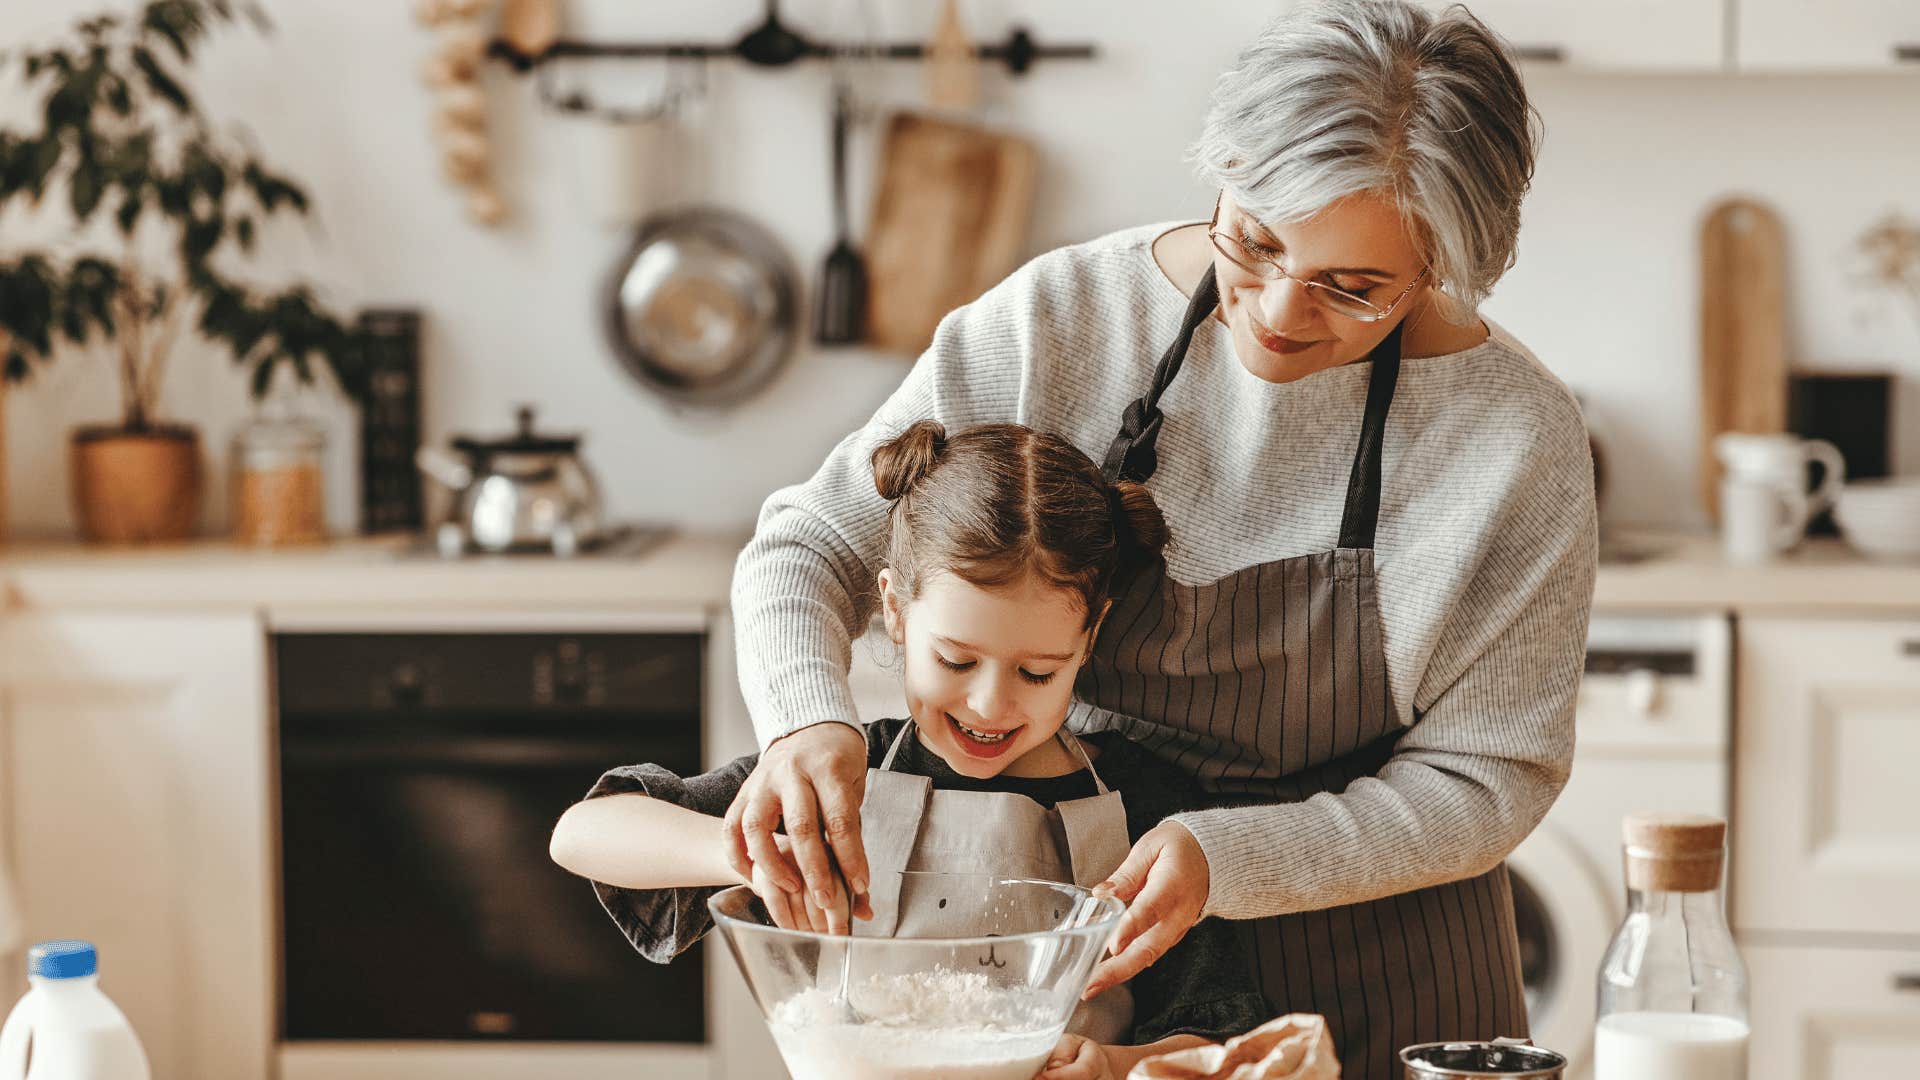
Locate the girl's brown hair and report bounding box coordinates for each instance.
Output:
[871,420,1170,628]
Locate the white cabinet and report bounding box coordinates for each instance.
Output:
[1409,0,1726,70]
[1737,0,1920,71]
[1732,617,1920,937]
[0,613,272,1080]
[1746,943,1920,1080]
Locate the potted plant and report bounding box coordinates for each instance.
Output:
[0,0,361,542]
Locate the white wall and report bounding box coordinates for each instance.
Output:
[3,1,1918,539]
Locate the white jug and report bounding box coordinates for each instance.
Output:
[0,942,150,1080]
[1714,433,1845,563]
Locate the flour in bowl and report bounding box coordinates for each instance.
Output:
[768,969,1064,1080]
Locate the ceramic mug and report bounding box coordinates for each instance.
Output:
[1714,433,1845,563]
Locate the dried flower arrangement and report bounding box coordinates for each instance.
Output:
[1854,211,1920,338]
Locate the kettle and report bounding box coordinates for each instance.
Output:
[416,406,604,556]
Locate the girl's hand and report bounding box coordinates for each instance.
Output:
[1082,820,1210,999]
[747,833,848,934]
[1039,1034,1116,1080]
[722,721,872,917]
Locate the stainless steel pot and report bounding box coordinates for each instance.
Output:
[415,406,604,556]
[602,207,799,408]
[1400,1039,1566,1080]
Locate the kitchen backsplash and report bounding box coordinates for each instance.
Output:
[1,1,1917,537]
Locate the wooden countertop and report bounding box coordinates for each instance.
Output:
[0,529,750,614]
[2,528,1916,616]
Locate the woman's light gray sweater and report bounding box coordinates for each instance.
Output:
[730,223,1598,920]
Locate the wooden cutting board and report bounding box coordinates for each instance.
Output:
[864,113,1038,354]
[1699,197,1788,522]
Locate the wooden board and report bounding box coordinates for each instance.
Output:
[863,113,1037,354]
[1699,197,1789,522]
[0,338,8,543]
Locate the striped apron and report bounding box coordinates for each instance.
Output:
[1076,266,1529,1080]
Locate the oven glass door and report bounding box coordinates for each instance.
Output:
[280,658,706,1043]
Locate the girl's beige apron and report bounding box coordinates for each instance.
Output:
[1076,266,1530,1079]
[855,722,1135,1042]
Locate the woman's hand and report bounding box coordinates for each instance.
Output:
[1082,820,1210,999]
[1039,1034,1117,1080]
[722,720,873,918]
[751,834,860,934]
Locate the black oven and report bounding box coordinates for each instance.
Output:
[274,631,706,1043]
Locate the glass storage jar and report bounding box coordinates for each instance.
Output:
[231,414,327,545]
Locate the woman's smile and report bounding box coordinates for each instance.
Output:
[1249,319,1321,356]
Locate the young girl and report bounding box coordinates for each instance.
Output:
[550,420,1268,1080]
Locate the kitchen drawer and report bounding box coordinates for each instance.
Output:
[1746,942,1920,1080]
[1733,617,1920,936]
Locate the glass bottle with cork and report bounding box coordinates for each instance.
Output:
[1595,811,1749,1080]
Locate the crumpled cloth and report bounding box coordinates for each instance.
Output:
[1128,1014,1340,1080]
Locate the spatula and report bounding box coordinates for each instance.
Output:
[814,79,867,346]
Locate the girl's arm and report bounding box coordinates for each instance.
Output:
[550,793,746,890]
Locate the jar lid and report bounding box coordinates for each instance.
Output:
[236,415,326,451]
[1622,812,1726,892]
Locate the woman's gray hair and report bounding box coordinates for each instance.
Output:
[1190,0,1541,318]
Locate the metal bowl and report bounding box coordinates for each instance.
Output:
[603,207,799,407]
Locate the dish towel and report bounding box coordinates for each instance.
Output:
[1130,1014,1340,1080]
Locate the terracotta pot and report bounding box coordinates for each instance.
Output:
[70,424,202,543]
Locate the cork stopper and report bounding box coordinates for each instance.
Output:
[1622,812,1727,893]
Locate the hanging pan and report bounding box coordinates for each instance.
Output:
[602,207,800,408]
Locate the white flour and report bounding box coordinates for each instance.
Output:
[768,969,1064,1080]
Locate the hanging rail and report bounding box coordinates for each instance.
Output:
[486,7,1095,76]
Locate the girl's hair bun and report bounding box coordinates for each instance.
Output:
[872,419,949,501]
[1110,479,1170,558]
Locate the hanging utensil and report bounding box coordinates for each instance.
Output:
[925,0,978,111]
[815,78,867,346]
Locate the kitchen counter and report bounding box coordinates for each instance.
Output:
[0,529,751,613]
[1593,531,1920,615]
[1,527,1916,615]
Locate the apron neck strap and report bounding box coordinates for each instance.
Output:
[1336,320,1404,550]
[1057,729,1110,795]
[1100,257,1409,549]
[878,719,918,771]
[1102,265,1220,483]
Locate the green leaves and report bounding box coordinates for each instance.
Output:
[0,0,356,407]
[196,277,364,401]
[0,256,58,356]
[130,45,189,113]
[242,161,307,214]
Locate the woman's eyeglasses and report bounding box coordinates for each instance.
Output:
[1207,198,1428,323]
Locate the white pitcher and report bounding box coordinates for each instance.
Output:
[1714,433,1845,563]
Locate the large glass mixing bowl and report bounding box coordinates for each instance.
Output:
[708,873,1125,1080]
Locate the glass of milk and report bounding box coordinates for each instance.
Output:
[1595,813,1749,1080]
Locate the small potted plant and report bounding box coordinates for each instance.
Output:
[0,0,361,542]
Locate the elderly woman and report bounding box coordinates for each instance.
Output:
[722,1,1595,1075]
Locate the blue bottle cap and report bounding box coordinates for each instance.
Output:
[28,940,97,979]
